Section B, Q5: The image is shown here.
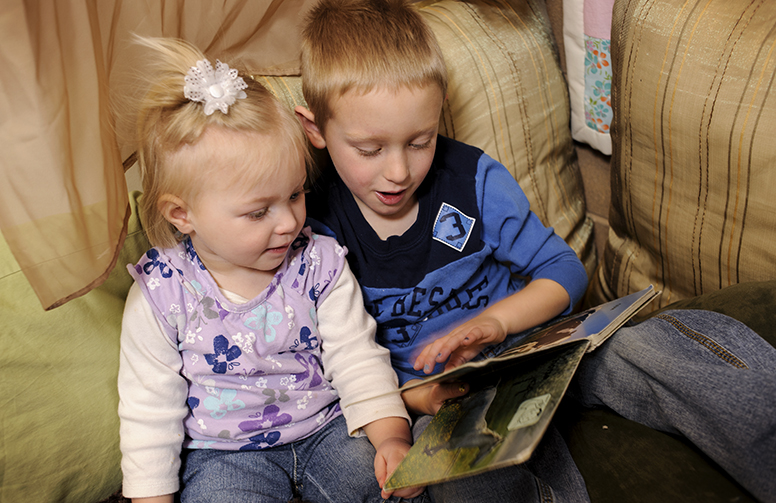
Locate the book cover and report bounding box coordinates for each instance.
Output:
[383,285,658,490]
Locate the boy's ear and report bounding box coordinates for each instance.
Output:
[158,194,194,235]
[294,106,326,149]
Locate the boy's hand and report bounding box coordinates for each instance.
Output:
[401,380,469,416]
[413,314,507,375]
[374,437,425,499]
[413,280,571,376]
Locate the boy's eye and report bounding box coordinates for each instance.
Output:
[410,139,433,150]
[356,147,381,157]
[290,190,306,201]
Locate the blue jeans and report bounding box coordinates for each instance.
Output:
[571,309,776,503]
[180,414,429,503]
[412,416,590,503]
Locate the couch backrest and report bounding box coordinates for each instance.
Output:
[588,0,776,309]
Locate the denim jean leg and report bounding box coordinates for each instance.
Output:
[180,446,296,503]
[412,415,590,503]
[298,414,428,503]
[571,309,776,502]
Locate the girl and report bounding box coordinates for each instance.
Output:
[117,37,422,503]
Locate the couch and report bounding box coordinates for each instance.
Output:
[2,0,774,502]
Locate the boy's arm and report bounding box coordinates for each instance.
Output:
[408,155,588,374]
[413,278,569,374]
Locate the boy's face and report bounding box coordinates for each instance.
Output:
[304,84,444,235]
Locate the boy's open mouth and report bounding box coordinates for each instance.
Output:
[376,190,406,205]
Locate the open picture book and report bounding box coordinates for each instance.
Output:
[383,285,659,490]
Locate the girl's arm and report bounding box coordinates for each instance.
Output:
[362,416,422,499]
[119,284,189,501]
[316,260,421,497]
[132,496,174,503]
[317,260,411,431]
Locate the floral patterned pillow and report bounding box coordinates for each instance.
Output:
[564,0,615,155]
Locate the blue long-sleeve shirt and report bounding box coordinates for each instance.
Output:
[307,135,588,384]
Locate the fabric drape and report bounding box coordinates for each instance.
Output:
[0,0,317,310]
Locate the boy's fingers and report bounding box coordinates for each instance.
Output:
[445,350,476,371]
[414,326,485,372]
[442,381,468,399]
[432,382,467,401]
[431,330,471,361]
[415,339,449,372]
[413,345,436,372]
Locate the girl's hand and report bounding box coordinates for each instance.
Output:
[413,314,507,375]
[374,437,425,500]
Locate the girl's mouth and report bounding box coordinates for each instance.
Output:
[266,243,290,254]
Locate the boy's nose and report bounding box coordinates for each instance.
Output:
[384,153,411,184]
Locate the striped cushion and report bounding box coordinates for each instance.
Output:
[258,0,597,282]
[588,0,776,309]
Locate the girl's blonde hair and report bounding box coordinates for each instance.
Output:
[300,0,448,134]
[133,36,311,248]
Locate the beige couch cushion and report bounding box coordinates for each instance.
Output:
[424,0,595,278]
[259,0,597,283]
[589,0,776,309]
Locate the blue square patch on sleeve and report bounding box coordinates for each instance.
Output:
[432,203,476,252]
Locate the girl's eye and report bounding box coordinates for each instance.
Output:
[247,209,267,220]
[290,190,305,201]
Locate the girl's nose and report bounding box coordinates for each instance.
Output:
[275,205,301,234]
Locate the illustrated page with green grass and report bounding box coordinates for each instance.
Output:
[385,341,589,489]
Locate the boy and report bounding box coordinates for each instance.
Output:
[297,1,590,502]
[297,0,588,411]
[298,1,776,502]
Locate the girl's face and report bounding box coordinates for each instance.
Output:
[176,128,307,290]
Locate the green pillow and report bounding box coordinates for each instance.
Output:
[0,192,149,503]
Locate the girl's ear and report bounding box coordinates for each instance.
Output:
[158,194,194,235]
[294,106,326,149]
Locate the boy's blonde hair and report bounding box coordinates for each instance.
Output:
[133,36,311,248]
[300,0,448,134]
